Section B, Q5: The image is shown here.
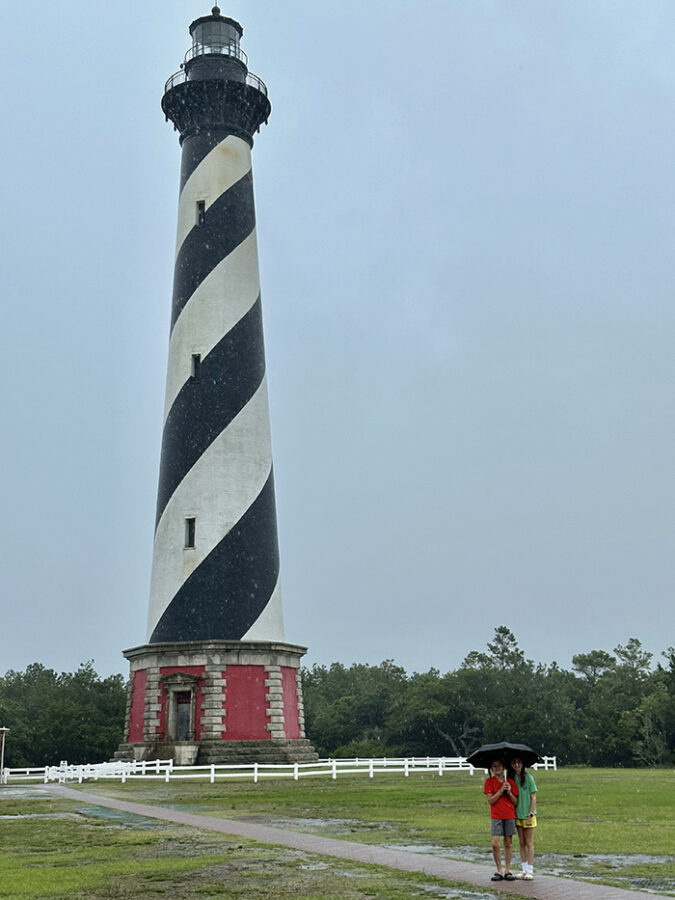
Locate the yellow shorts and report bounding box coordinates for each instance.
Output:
[516,816,537,828]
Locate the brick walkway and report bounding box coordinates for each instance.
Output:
[45,784,648,900]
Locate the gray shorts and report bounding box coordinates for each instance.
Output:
[491,818,516,837]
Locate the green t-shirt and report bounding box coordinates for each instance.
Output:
[514,771,537,819]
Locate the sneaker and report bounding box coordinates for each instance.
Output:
[523,873,534,881]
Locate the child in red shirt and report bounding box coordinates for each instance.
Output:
[483,758,518,881]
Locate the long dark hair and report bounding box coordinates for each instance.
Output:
[508,761,527,787]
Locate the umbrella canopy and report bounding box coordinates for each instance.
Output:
[466,741,543,770]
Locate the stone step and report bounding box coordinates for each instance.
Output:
[113,739,319,765]
[196,738,319,765]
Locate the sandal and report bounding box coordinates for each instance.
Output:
[504,872,516,880]
[491,873,504,881]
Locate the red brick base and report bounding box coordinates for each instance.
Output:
[116,640,317,764]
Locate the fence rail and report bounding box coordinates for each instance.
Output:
[1,755,556,786]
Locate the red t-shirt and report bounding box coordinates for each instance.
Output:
[484,776,518,819]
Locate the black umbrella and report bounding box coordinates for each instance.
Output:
[466,741,543,770]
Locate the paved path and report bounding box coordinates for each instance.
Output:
[45,784,648,900]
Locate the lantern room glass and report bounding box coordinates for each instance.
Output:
[192,19,241,55]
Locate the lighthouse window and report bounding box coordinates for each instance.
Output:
[196,200,206,225]
[185,517,196,549]
[191,353,201,380]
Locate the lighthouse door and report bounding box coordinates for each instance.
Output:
[175,691,192,741]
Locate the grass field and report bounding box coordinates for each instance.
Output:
[1,768,674,898]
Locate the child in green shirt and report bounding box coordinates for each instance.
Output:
[509,757,537,880]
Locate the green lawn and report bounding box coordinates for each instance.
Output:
[0,791,508,900]
[2,768,674,897]
[81,766,675,854]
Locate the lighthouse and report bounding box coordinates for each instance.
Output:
[117,8,316,764]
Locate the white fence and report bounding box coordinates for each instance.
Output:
[1,755,556,786]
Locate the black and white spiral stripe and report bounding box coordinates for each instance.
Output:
[147,134,284,644]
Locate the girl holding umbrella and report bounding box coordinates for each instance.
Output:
[509,756,537,880]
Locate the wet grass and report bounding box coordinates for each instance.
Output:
[3,769,674,895]
[0,790,513,900]
[75,767,675,894]
[81,767,675,852]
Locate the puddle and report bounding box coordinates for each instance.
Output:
[384,843,675,894]
[532,850,675,892]
[0,812,81,821]
[0,790,159,829]
[386,843,674,868]
[224,816,675,893]
[0,787,52,799]
[75,806,158,827]
[543,851,674,868]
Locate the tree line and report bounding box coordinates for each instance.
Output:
[0,662,126,767]
[0,628,673,767]
[302,628,675,766]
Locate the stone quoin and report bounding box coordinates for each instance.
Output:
[116,7,316,764]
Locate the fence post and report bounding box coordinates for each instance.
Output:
[253,763,259,784]
[293,763,299,781]
[165,767,170,783]
[210,764,215,784]
[369,759,374,779]
[438,758,443,776]
[404,759,409,777]
[332,760,337,780]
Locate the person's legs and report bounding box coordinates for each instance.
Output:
[516,824,527,864]
[524,827,535,867]
[504,834,513,872]
[520,825,535,878]
[491,835,503,873]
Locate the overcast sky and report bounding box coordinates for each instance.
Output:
[1,1,674,678]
